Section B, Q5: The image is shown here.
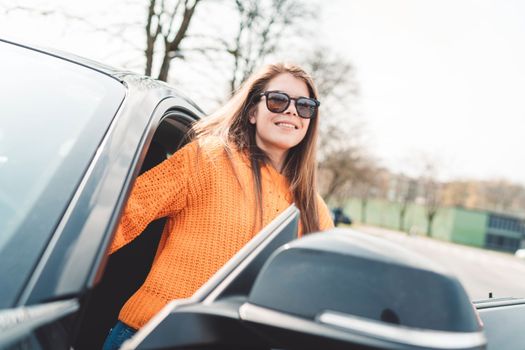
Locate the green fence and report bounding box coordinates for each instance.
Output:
[343,198,487,248]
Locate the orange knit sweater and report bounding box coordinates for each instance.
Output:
[109,139,334,329]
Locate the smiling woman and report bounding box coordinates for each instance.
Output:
[102,63,334,349]
[193,63,328,235]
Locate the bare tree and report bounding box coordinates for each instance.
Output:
[419,160,442,237]
[1,0,204,81]
[0,1,148,63]
[222,0,313,94]
[144,0,203,81]
[304,47,365,207]
[318,127,363,204]
[352,162,383,224]
[304,48,358,123]
[392,174,417,232]
[436,178,525,215]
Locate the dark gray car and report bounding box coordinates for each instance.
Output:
[1,39,524,350]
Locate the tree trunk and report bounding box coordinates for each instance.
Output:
[155,1,200,82]
[157,49,171,81]
[426,212,436,237]
[322,170,344,204]
[361,199,368,223]
[399,206,406,231]
[145,44,155,76]
[144,0,156,76]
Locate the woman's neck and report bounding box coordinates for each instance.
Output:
[253,139,288,173]
[266,150,287,173]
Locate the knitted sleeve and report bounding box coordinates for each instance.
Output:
[317,193,335,230]
[108,141,197,254]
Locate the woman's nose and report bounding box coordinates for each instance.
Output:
[284,99,298,116]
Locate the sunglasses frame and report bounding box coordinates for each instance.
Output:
[259,91,320,119]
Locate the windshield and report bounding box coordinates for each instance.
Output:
[0,41,125,307]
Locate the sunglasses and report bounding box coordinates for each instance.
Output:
[259,91,320,119]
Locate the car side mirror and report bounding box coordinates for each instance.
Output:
[127,226,487,350]
[240,230,487,349]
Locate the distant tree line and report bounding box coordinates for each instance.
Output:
[329,161,525,237]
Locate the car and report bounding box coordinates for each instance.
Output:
[331,207,352,226]
[515,248,525,259]
[1,38,525,350]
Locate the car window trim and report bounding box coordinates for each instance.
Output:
[0,299,78,349]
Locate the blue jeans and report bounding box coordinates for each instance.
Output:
[102,321,137,350]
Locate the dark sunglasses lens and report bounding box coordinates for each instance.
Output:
[266,92,289,112]
[296,98,318,118]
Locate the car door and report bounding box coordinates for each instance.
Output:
[73,103,202,350]
[0,39,127,350]
[0,40,202,349]
[475,298,525,350]
[122,205,301,350]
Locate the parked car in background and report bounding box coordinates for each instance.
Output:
[1,38,525,350]
[515,248,525,259]
[331,207,352,226]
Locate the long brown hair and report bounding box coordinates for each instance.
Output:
[192,63,321,234]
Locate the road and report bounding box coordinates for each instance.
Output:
[353,224,525,301]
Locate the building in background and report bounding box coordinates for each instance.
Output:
[345,198,525,253]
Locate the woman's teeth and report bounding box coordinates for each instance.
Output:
[275,122,296,129]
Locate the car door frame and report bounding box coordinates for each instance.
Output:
[125,205,301,349]
[1,86,200,349]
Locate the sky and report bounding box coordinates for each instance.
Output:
[1,0,524,185]
[320,0,525,184]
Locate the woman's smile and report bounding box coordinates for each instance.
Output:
[274,120,299,130]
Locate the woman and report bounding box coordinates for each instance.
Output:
[102,63,334,350]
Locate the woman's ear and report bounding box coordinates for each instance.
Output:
[249,109,257,124]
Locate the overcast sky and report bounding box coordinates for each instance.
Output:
[321,0,525,184]
[2,0,524,185]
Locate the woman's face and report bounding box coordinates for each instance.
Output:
[249,73,311,157]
